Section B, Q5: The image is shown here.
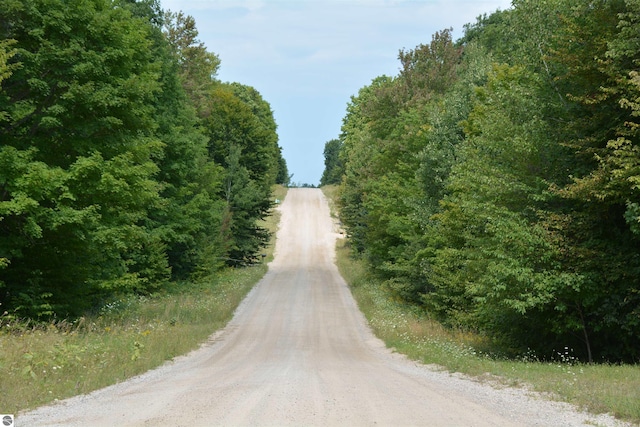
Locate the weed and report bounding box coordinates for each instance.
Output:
[1,186,287,414]
[334,237,640,425]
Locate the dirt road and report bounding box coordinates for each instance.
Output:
[19,188,626,426]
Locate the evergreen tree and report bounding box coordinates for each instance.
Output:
[320,139,344,186]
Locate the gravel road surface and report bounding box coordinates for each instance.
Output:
[18,188,630,426]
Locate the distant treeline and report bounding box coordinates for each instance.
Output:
[0,0,289,318]
[323,0,640,363]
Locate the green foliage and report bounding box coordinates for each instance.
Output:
[338,75,396,254]
[0,39,18,98]
[201,83,279,265]
[0,1,281,318]
[333,0,640,362]
[148,14,227,280]
[0,0,169,316]
[398,28,462,100]
[275,147,291,186]
[425,64,570,348]
[320,139,344,186]
[162,10,221,113]
[337,29,465,300]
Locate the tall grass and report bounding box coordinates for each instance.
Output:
[1,186,287,415]
[335,238,640,424]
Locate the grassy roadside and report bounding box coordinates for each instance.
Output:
[1,185,288,415]
[322,185,640,425]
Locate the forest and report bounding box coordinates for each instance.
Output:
[323,0,640,363]
[0,0,289,319]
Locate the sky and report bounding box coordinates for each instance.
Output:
[159,0,513,186]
